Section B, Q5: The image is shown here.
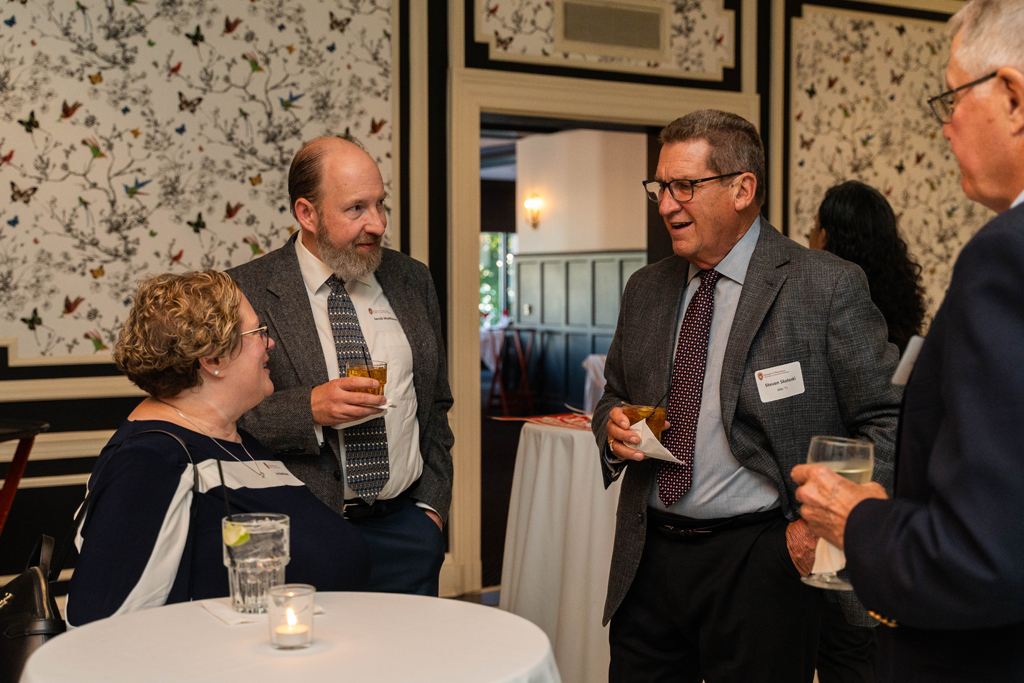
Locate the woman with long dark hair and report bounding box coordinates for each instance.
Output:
[810,180,926,354]
[808,180,926,683]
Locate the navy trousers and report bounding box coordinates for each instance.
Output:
[348,494,446,596]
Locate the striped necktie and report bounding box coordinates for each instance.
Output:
[327,275,389,503]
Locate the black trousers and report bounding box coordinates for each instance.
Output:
[609,512,824,683]
[816,598,878,683]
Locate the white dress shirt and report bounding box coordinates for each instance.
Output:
[1011,187,1024,210]
[294,237,423,503]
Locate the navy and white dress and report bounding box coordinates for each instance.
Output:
[66,419,371,627]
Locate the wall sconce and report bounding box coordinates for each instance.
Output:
[523,195,543,230]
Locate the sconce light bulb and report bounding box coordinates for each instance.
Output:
[524,195,543,230]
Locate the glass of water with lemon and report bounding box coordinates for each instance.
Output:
[800,436,873,591]
[222,513,290,613]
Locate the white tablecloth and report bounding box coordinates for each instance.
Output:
[581,354,607,413]
[23,592,561,683]
[500,423,621,683]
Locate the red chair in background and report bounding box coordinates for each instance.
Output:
[0,420,50,539]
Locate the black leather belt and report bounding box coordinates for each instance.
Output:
[343,495,404,520]
[649,507,782,540]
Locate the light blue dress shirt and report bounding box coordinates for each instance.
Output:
[648,217,781,519]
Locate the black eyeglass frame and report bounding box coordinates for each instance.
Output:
[642,171,747,204]
[241,325,270,352]
[927,71,998,124]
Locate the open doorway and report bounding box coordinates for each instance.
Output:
[439,68,759,599]
[477,114,658,589]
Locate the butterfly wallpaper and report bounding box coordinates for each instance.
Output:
[790,6,990,320]
[0,0,393,359]
[477,0,734,79]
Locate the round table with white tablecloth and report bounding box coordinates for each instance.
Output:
[22,592,561,683]
[500,421,621,683]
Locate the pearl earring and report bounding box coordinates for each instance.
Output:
[214,370,220,376]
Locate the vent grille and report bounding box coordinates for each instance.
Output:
[562,1,662,51]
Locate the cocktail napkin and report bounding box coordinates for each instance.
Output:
[202,600,324,626]
[811,538,847,574]
[628,420,681,464]
[891,335,924,386]
[333,400,398,429]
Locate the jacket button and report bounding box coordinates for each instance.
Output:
[638,512,644,523]
[333,470,342,481]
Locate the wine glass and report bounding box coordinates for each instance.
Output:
[800,435,873,591]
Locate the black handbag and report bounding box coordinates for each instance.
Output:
[0,429,218,683]
[0,536,67,683]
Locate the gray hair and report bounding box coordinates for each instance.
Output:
[949,0,1024,76]
[659,109,766,208]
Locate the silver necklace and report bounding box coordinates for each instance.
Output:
[155,398,265,478]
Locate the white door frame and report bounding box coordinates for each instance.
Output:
[440,65,759,596]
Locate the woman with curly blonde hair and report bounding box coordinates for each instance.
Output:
[67,271,370,626]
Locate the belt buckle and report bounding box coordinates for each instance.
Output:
[343,501,369,520]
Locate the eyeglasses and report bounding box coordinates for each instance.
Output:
[642,172,746,204]
[927,71,997,124]
[241,325,270,352]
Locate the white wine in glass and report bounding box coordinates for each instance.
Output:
[801,435,874,591]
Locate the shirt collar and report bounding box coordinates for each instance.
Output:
[294,233,374,294]
[687,215,761,286]
[1011,187,1024,210]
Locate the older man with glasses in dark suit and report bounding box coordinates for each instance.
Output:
[794,1,1024,680]
[594,109,902,683]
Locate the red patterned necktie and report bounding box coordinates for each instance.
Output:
[657,269,720,507]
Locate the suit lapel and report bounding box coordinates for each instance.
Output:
[651,260,691,404]
[375,252,430,422]
[264,236,331,388]
[720,223,789,434]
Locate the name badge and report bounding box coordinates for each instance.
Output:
[755,361,805,403]
[368,306,399,322]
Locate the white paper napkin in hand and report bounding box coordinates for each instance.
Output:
[891,335,924,386]
[202,600,324,626]
[333,399,397,429]
[628,420,681,464]
[811,537,847,574]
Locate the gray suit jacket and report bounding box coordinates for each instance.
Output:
[228,235,455,520]
[593,221,901,625]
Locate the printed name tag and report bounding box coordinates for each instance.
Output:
[368,306,399,322]
[755,361,805,403]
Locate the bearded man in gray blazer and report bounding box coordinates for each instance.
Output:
[594,110,901,683]
[229,137,453,596]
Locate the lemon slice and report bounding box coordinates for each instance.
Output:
[222,523,250,547]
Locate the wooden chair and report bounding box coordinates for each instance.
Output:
[484,327,535,416]
[0,420,50,539]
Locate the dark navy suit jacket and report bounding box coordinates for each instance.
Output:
[846,203,1024,681]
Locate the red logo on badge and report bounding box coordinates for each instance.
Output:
[757,372,763,380]
[368,308,373,314]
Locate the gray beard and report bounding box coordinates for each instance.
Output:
[316,228,383,282]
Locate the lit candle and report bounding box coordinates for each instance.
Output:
[268,583,315,649]
[272,607,309,648]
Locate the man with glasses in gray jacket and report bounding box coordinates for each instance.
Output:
[596,109,901,683]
